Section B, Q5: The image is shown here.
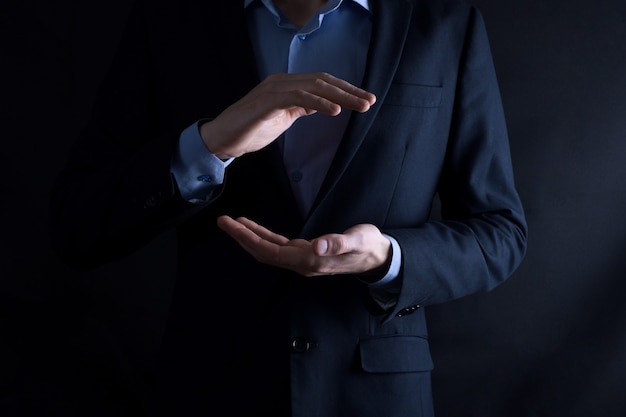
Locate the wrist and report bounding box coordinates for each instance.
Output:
[360,241,393,283]
[199,119,234,160]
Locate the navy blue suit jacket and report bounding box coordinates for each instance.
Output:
[51,0,527,416]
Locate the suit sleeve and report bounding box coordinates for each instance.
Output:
[385,7,528,317]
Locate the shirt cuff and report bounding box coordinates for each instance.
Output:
[171,120,234,202]
[365,234,402,310]
[368,234,402,288]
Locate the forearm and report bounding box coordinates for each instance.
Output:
[387,205,526,307]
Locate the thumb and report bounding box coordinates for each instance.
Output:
[313,238,329,256]
[313,234,352,256]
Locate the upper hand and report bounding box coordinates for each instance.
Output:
[216,216,391,277]
[200,72,376,159]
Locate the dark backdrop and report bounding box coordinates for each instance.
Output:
[2,1,625,416]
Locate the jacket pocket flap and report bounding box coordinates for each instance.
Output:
[360,335,434,373]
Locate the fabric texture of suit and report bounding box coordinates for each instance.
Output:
[50,0,528,416]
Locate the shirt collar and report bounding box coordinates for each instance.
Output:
[243,0,370,12]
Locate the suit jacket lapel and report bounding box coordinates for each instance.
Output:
[304,0,414,229]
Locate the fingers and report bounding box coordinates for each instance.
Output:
[221,216,290,245]
[202,72,376,159]
[260,72,376,115]
[217,216,284,265]
[217,215,312,270]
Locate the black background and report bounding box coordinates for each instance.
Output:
[2,1,625,416]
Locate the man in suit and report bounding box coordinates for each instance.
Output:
[50,0,527,416]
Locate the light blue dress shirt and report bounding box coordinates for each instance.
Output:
[170,0,400,303]
[247,0,371,216]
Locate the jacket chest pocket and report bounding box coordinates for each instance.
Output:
[383,83,443,108]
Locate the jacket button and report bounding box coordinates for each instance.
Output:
[396,304,421,317]
[291,337,311,353]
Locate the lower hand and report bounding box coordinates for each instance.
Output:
[217,216,391,277]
